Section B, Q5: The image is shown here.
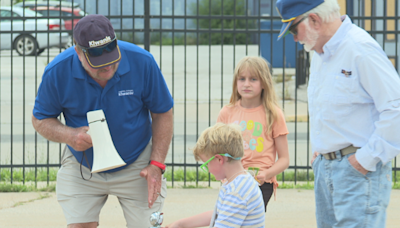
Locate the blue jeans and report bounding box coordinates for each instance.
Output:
[312,151,392,228]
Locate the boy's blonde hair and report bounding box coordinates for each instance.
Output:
[193,123,244,161]
[229,56,279,133]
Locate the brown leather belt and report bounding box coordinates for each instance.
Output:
[322,145,360,160]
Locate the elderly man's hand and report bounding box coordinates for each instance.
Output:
[311,152,320,165]
[140,164,162,208]
[348,154,369,175]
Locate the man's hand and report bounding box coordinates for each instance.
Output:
[32,116,92,151]
[348,154,369,175]
[311,152,320,165]
[140,164,162,208]
[68,126,92,152]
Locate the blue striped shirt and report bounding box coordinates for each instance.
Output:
[214,173,265,228]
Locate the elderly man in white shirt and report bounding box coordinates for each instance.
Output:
[277,0,400,227]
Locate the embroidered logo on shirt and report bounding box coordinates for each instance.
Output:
[341,69,352,77]
[118,90,134,96]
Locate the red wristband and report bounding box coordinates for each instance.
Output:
[149,160,166,174]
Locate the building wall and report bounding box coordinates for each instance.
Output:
[1,0,12,6]
[338,0,346,15]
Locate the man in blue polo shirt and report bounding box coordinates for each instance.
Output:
[32,14,173,228]
[276,0,400,227]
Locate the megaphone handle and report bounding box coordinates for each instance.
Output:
[80,150,93,181]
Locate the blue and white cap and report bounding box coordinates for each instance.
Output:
[276,0,325,40]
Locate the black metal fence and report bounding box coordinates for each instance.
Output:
[0,0,399,187]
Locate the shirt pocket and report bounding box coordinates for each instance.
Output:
[319,73,358,121]
[329,73,356,104]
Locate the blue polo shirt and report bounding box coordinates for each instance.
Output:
[33,41,173,172]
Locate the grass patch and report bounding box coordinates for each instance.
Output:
[392,171,400,182]
[277,170,315,182]
[164,168,216,182]
[0,183,36,192]
[0,168,58,182]
[393,182,400,189]
[279,182,315,190]
[0,182,56,192]
[2,168,400,191]
[167,184,211,189]
[12,193,52,207]
[181,184,212,189]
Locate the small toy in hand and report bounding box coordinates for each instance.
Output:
[149,211,163,228]
[248,167,261,184]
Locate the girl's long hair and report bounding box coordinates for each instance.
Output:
[229,56,279,133]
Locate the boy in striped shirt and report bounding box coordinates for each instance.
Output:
[165,123,265,228]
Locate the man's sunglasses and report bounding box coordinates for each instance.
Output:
[289,16,307,36]
[200,153,241,172]
[78,37,117,57]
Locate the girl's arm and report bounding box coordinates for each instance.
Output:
[257,134,290,182]
[164,210,213,228]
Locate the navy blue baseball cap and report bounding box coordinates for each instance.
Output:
[276,0,325,40]
[73,14,121,69]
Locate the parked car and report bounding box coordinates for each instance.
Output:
[30,6,87,49]
[14,1,81,9]
[16,1,88,31]
[0,6,70,56]
[31,6,87,31]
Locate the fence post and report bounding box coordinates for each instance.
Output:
[144,0,150,51]
[296,50,305,88]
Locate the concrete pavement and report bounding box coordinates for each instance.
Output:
[0,186,399,228]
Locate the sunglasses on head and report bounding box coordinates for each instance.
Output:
[199,153,241,173]
[78,37,117,57]
[289,16,308,36]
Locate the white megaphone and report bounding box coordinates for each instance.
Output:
[87,109,126,173]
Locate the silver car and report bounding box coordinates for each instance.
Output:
[0,6,70,56]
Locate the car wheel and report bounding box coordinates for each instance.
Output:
[14,35,38,56]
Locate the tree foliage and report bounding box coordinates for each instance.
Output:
[190,0,256,45]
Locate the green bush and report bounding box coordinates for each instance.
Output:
[0,168,58,182]
[0,182,56,192]
[164,168,216,182]
[279,182,314,190]
[276,170,314,182]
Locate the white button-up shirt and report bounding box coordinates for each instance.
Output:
[308,15,400,171]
